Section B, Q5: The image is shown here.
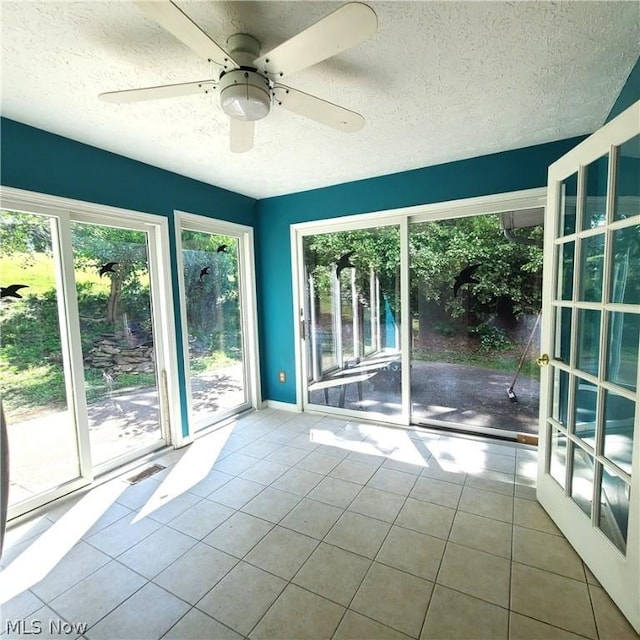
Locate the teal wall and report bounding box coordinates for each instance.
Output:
[1,117,256,435]
[0,118,255,224]
[255,137,586,404]
[606,56,640,123]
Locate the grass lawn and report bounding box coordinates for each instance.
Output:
[0,253,109,296]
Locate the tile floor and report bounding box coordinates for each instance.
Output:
[1,409,637,640]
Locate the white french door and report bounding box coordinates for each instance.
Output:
[537,101,640,632]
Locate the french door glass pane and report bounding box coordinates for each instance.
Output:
[549,427,568,489]
[557,241,575,300]
[410,215,542,434]
[599,466,630,553]
[610,226,640,304]
[560,172,578,236]
[181,230,246,427]
[578,233,604,302]
[574,377,597,448]
[304,227,401,418]
[1,211,81,507]
[71,221,163,466]
[614,134,640,221]
[606,312,639,392]
[577,309,601,376]
[551,367,570,427]
[554,306,572,364]
[603,390,635,475]
[570,445,594,518]
[582,154,609,230]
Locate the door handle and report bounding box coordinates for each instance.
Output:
[536,354,550,367]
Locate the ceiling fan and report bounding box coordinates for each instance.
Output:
[99,1,377,153]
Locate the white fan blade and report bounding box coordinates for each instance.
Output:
[136,1,239,69]
[99,80,215,103]
[254,3,377,78]
[275,86,364,133]
[230,118,255,153]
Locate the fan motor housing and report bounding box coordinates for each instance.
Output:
[219,69,271,121]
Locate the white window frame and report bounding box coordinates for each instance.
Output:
[174,211,261,442]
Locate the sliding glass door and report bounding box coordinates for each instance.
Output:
[409,214,543,438]
[301,225,402,420]
[1,193,175,520]
[295,195,548,437]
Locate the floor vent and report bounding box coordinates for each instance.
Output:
[125,463,166,485]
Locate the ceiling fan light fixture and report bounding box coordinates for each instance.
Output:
[219,70,271,121]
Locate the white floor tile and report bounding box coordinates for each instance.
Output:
[203,510,273,558]
[279,498,342,539]
[249,583,344,640]
[85,512,160,557]
[153,542,237,604]
[30,541,111,603]
[49,560,146,628]
[351,562,433,638]
[244,526,317,580]
[163,607,243,640]
[117,526,196,578]
[86,582,188,640]
[376,525,445,581]
[324,511,390,559]
[292,542,370,606]
[196,561,286,636]
[167,499,234,539]
[240,486,301,523]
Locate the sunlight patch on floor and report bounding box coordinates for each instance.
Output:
[133,424,233,523]
[0,480,126,604]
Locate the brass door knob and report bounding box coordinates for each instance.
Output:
[536,354,550,366]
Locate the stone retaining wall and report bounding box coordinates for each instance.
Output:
[84,336,155,374]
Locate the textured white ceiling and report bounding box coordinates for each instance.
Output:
[1,1,639,199]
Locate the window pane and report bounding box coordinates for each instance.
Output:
[1,211,81,507]
[614,134,640,222]
[574,377,597,448]
[610,226,640,304]
[408,215,542,435]
[582,154,609,230]
[603,391,635,475]
[552,368,570,428]
[181,231,246,428]
[557,242,574,301]
[549,427,567,489]
[554,307,572,364]
[578,233,604,302]
[559,173,577,236]
[305,227,401,419]
[570,445,594,518]
[599,466,630,554]
[606,312,639,392]
[577,309,601,376]
[71,221,163,466]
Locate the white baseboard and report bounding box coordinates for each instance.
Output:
[264,400,300,412]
